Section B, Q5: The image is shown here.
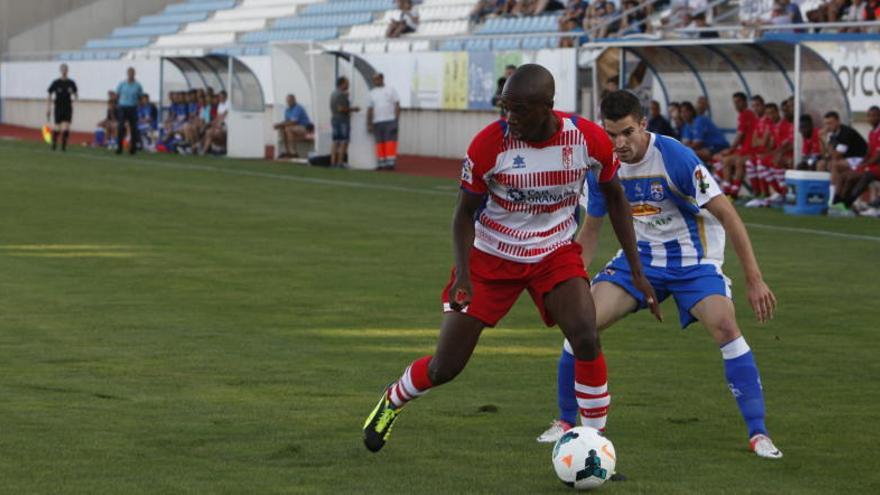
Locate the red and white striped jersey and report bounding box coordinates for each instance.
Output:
[460,111,618,263]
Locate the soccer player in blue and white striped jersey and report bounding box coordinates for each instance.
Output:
[537,91,782,459]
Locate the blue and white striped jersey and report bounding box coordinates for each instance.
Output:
[584,132,726,268]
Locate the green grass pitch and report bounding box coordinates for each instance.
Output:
[1,139,878,494]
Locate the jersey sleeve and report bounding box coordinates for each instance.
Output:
[461,121,503,194]
[575,117,618,183]
[664,138,722,207]
[71,80,78,94]
[48,80,57,94]
[585,171,607,217]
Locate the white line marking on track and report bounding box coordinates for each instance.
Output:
[8,144,880,243]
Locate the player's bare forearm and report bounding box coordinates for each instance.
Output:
[452,190,483,276]
[576,215,604,270]
[705,196,762,283]
[727,132,744,152]
[600,178,642,277]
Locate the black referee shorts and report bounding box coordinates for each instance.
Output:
[54,103,72,124]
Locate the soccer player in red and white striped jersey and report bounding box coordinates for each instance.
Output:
[362,64,660,454]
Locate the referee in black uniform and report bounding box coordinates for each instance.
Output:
[47,64,78,151]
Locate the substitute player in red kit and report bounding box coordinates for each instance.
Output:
[362,64,659,453]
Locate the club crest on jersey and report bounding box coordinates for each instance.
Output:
[512,155,526,169]
[461,157,474,183]
[562,146,573,169]
[650,181,665,201]
[695,168,710,194]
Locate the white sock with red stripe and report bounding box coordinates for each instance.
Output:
[574,354,610,430]
[387,355,433,408]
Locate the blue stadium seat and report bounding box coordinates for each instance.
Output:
[111,24,181,38]
[274,12,373,29]
[239,28,339,43]
[138,12,209,25]
[477,13,560,35]
[84,37,152,49]
[464,38,491,51]
[301,0,395,16]
[492,37,520,51]
[164,0,236,14]
[438,39,463,51]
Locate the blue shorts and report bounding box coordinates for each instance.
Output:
[332,120,350,142]
[592,254,732,328]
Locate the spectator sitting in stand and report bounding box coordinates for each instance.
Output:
[841,0,870,32]
[558,15,587,46]
[647,100,677,137]
[585,0,617,39]
[387,0,419,38]
[533,0,566,15]
[618,0,649,35]
[470,0,505,23]
[680,100,729,162]
[558,0,588,29]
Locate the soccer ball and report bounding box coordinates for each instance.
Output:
[551,426,616,490]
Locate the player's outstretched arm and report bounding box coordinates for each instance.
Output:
[576,215,604,271]
[449,190,484,311]
[599,177,662,322]
[704,196,777,323]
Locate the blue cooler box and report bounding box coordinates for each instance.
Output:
[784,170,831,215]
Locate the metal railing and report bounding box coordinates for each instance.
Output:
[4,18,880,63]
[675,19,880,37]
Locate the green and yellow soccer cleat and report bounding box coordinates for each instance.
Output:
[363,385,402,453]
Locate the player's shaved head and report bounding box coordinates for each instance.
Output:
[501,64,555,105]
[500,64,558,142]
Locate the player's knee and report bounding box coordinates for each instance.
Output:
[712,316,741,344]
[566,325,600,360]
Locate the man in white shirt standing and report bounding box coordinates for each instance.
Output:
[367,73,401,171]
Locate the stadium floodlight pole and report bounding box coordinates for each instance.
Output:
[793,42,802,167]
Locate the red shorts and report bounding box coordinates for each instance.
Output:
[441,243,588,327]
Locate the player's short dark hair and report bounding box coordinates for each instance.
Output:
[733,92,747,101]
[505,64,517,70]
[824,111,840,120]
[336,76,348,87]
[869,105,880,112]
[799,114,813,124]
[750,94,764,104]
[765,102,778,111]
[669,101,680,108]
[601,90,643,121]
[680,101,696,115]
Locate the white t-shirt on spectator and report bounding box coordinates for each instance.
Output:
[217,101,229,116]
[401,7,419,30]
[369,86,400,123]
